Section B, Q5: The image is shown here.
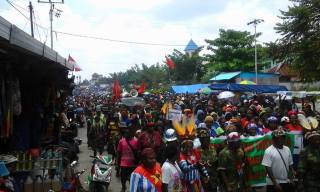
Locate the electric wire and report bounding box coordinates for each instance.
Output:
[54,31,189,47]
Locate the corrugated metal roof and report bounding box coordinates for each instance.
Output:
[184,39,198,52]
[0,16,73,70]
[210,72,241,81]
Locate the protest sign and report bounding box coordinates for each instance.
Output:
[167,109,182,121]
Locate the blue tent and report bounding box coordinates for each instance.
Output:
[171,84,209,94]
[209,83,288,93]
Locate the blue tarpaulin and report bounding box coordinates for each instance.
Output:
[171,84,209,94]
[209,83,288,93]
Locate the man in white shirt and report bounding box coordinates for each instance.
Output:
[161,144,183,192]
[262,129,295,192]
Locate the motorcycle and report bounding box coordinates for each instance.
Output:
[62,161,86,192]
[88,155,113,192]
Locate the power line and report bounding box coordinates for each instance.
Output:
[54,31,188,47]
[6,0,49,31]
[6,0,29,20]
[10,0,29,11]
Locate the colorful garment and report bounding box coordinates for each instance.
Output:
[130,163,162,192]
[179,150,207,192]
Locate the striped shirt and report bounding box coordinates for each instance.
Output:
[130,164,162,192]
[179,151,208,183]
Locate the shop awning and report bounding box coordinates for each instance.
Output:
[210,72,241,81]
[0,16,73,70]
[209,83,288,93]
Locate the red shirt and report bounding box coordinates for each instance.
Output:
[285,123,303,132]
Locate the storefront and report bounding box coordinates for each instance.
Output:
[0,16,74,191]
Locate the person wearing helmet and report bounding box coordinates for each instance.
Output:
[262,129,294,192]
[246,122,262,137]
[297,130,320,191]
[218,132,247,192]
[198,129,218,192]
[261,116,278,134]
[158,128,179,165]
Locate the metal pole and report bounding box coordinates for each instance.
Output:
[50,2,53,49]
[254,24,258,84]
[29,1,34,37]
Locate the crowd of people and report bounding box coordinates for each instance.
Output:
[70,92,320,192]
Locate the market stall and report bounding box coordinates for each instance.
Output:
[0,16,73,192]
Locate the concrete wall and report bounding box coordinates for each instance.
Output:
[280,81,320,91]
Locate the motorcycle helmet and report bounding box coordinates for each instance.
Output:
[164,128,177,142]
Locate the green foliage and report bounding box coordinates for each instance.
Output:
[168,48,205,83]
[275,0,320,82]
[108,63,168,89]
[205,29,267,72]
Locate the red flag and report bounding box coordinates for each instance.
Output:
[112,80,122,101]
[68,55,82,71]
[137,81,146,94]
[165,56,175,69]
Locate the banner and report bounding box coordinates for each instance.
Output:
[167,109,182,122]
[210,133,295,187]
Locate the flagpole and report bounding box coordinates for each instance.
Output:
[168,67,171,84]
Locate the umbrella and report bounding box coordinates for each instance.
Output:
[217,91,235,99]
[120,97,146,107]
[240,80,256,85]
[198,87,212,94]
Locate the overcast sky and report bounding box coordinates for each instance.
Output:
[0,0,291,80]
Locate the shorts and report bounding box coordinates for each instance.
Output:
[120,166,135,181]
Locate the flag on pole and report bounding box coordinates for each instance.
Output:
[112,80,122,101]
[165,56,175,69]
[137,81,146,94]
[68,55,82,71]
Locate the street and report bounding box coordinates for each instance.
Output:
[77,125,124,192]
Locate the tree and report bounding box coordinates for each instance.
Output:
[168,48,205,83]
[275,0,320,81]
[205,29,266,72]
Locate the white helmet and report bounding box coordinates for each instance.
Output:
[164,128,177,142]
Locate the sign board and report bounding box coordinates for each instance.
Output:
[167,109,182,122]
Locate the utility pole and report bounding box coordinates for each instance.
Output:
[28,1,34,37]
[38,0,64,49]
[247,19,264,85]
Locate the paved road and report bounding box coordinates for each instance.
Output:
[77,125,124,192]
